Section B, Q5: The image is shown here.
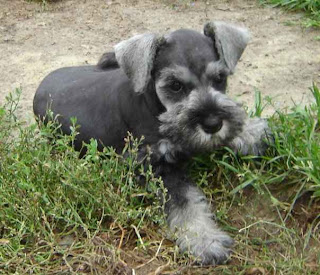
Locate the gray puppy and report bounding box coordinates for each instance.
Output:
[33,21,271,265]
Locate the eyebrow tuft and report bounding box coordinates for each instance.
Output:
[205,61,229,79]
[159,65,199,86]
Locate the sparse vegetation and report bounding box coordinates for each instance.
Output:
[1,86,319,273]
[261,0,320,27]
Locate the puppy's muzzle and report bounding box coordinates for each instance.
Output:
[159,88,246,152]
[201,115,223,134]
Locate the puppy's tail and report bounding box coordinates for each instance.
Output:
[97,52,119,70]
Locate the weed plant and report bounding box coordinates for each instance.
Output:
[0,86,319,273]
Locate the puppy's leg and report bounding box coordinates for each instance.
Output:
[229,117,273,156]
[162,169,233,265]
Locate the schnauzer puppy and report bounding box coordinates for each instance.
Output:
[33,21,271,265]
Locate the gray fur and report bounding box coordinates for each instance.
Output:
[204,21,250,73]
[114,33,160,94]
[205,61,230,81]
[229,118,273,155]
[158,90,246,152]
[167,185,234,265]
[157,139,182,163]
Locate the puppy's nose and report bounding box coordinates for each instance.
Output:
[201,116,223,134]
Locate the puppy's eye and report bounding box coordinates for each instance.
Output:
[169,81,184,93]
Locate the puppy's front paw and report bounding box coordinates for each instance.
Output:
[230,117,273,156]
[177,228,234,265]
[166,186,234,265]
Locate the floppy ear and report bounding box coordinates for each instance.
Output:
[204,21,250,73]
[114,33,160,94]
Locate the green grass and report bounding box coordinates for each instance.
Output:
[1,86,319,274]
[261,0,320,28]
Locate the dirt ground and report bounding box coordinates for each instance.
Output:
[0,0,319,122]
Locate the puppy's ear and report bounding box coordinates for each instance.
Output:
[204,21,250,73]
[114,34,160,94]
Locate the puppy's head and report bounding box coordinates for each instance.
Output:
[114,21,249,152]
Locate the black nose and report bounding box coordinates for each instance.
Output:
[201,116,223,134]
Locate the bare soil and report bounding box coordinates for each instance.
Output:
[0,0,319,121]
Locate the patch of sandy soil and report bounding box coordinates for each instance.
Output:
[0,0,319,123]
